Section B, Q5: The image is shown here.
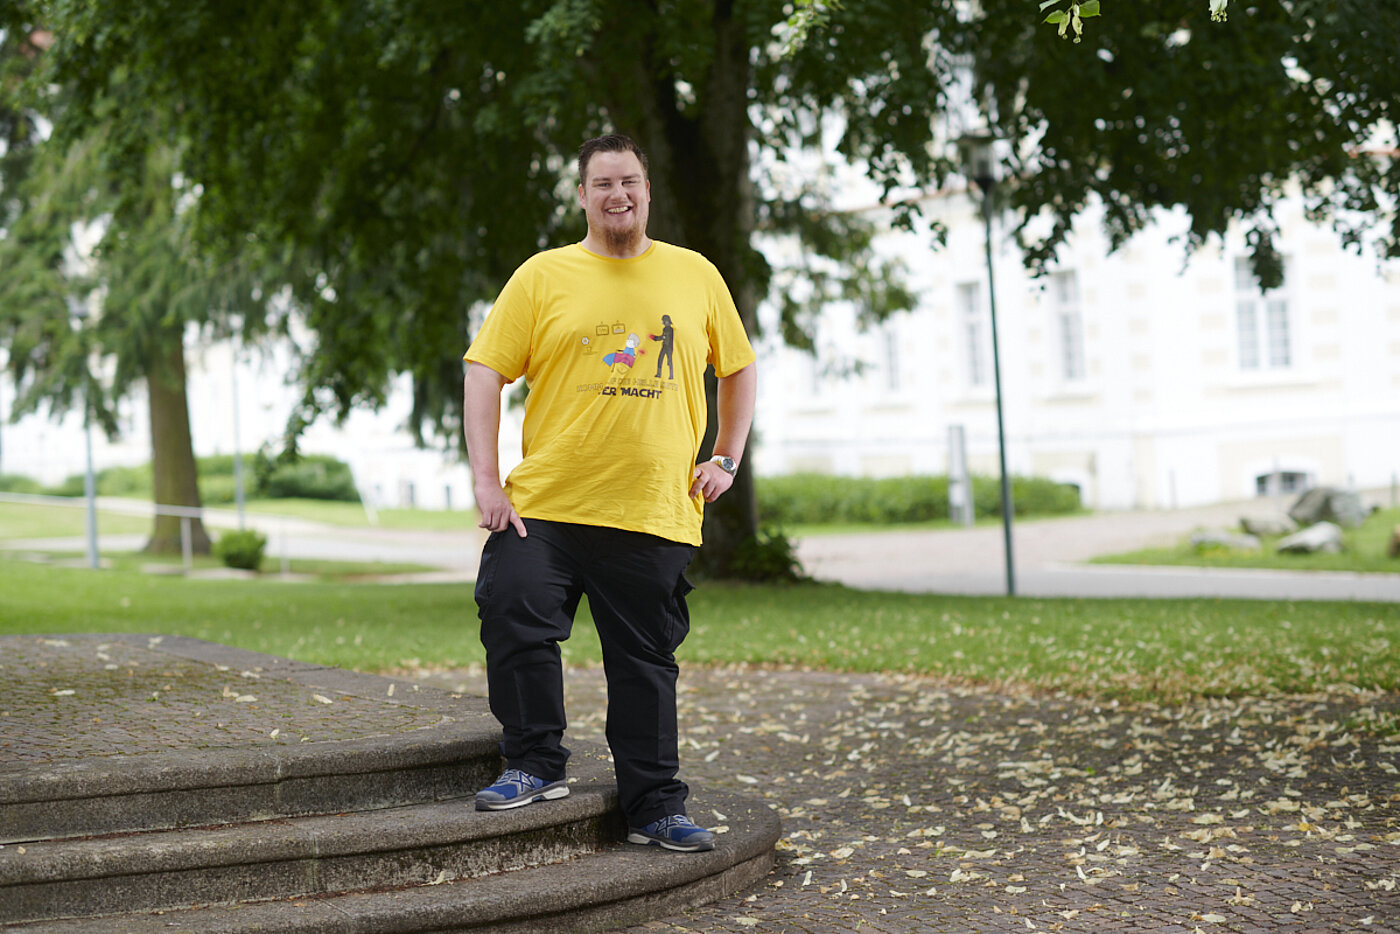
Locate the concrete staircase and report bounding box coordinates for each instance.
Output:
[0,635,780,932]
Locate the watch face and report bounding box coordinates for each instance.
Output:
[719,457,737,474]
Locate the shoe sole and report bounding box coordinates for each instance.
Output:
[474,782,570,811]
[626,831,715,852]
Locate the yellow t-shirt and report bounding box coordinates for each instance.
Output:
[465,241,755,545]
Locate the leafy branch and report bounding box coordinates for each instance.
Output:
[1041,1,1231,43]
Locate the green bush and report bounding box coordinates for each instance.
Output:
[729,526,808,582]
[757,472,1080,526]
[47,463,152,498]
[0,474,43,494]
[256,453,360,502]
[198,475,239,505]
[43,453,359,504]
[97,464,154,496]
[42,474,88,497]
[213,529,268,571]
[197,454,240,477]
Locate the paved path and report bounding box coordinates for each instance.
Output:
[412,665,1400,934]
[6,492,1398,600]
[794,495,1400,601]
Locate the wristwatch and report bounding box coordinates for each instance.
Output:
[709,455,738,476]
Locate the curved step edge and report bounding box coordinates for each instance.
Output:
[4,790,780,934]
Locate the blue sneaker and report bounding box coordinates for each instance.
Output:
[627,814,716,852]
[474,768,570,811]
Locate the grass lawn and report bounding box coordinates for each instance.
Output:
[49,550,434,580]
[0,498,476,539]
[1093,507,1400,575]
[218,498,478,532]
[2,502,437,580]
[3,557,1394,705]
[0,500,150,539]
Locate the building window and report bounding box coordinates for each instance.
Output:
[956,281,988,388]
[1234,257,1291,371]
[1050,270,1086,383]
[1254,470,1309,496]
[882,324,902,392]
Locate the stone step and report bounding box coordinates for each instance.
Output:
[1,636,504,842]
[2,788,779,934]
[2,752,627,925]
[1,635,781,932]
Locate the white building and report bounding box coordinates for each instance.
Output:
[751,184,1400,510]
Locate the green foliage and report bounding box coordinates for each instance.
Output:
[40,454,360,505]
[42,474,88,498]
[0,474,43,494]
[758,473,1080,525]
[94,464,153,496]
[254,452,359,502]
[212,529,268,571]
[1041,0,1101,43]
[970,1,1400,281]
[723,526,809,584]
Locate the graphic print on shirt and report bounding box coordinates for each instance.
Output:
[582,314,678,402]
[649,314,675,380]
[603,332,645,369]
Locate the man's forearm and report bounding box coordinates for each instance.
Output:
[464,362,528,535]
[463,363,509,489]
[713,363,757,464]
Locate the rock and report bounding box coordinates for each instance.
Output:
[1240,514,1297,538]
[1190,529,1262,552]
[1388,526,1400,560]
[1287,486,1369,528]
[1276,521,1344,554]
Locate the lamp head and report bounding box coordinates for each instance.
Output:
[957,132,999,193]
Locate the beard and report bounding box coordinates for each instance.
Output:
[601,217,644,255]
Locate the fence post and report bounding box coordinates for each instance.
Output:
[180,516,193,571]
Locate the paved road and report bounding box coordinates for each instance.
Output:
[795,494,1400,601]
[6,493,1398,601]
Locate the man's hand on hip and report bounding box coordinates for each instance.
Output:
[476,486,527,537]
[690,462,735,503]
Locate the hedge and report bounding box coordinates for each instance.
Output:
[40,453,361,504]
[756,473,1081,526]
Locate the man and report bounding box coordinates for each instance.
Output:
[462,133,756,853]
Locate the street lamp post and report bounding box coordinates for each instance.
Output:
[959,133,1017,597]
[230,344,247,531]
[67,299,101,570]
[82,394,99,570]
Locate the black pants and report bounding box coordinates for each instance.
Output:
[474,518,696,826]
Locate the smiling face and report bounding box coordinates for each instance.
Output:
[578,149,651,258]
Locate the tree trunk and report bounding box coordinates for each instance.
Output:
[611,1,762,575]
[144,326,211,555]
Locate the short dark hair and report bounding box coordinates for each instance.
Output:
[577,134,649,185]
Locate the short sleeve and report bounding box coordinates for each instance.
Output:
[464,267,536,380]
[706,266,756,378]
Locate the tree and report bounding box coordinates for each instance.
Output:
[29,0,947,575]
[22,0,1398,574]
[973,0,1400,288]
[0,19,272,553]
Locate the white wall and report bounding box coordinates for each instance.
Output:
[753,186,1400,511]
